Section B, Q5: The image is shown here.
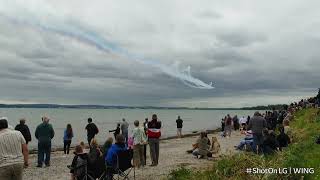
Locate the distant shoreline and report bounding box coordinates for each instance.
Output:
[0,103,280,110]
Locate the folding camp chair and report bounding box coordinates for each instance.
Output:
[68,162,96,180]
[106,149,135,180]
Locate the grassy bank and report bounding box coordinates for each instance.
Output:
[168,108,320,180]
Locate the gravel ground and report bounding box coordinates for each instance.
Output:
[23,131,243,180]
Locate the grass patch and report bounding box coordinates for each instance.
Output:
[168,108,320,180]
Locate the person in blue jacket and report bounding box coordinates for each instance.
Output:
[63,124,74,154]
[105,134,127,179]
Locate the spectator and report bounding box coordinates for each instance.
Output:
[0,119,29,180]
[235,130,254,151]
[88,139,104,179]
[147,114,161,166]
[85,118,99,147]
[15,118,32,145]
[192,132,210,159]
[143,118,148,166]
[70,145,88,180]
[102,137,114,158]
[176,116,183,138]
[224,115,232,137]
[121,118,129,144]
[247,112,267,154]
[35,116,54,167]
[109,123,121,140]
[233,115,240,131]
[277,126,290,151]
[106,134,127,179]
[239,116,247,131]
[221,118,225,133]
[132,120,147,168]
[261,129,279,155]
[63,124,74,155]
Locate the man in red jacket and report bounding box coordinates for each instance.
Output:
[147,114,161,166]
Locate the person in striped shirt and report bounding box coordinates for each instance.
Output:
[0,118,29,180]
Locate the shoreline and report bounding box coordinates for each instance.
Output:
[28,128,222,154]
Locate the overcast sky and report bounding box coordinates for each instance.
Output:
[0,0,319,108]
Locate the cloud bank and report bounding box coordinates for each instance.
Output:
[0,0,319,107]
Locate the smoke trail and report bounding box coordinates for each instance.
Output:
[1,13,214,89]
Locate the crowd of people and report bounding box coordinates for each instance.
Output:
[0,89,319,180]
[220,95,320,155]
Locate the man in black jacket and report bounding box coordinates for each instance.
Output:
[15,118,32,144]
[85,118,99,146]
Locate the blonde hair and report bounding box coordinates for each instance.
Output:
[106,137,113,144]
[90,138,99,147]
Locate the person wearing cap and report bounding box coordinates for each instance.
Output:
[35,116,55,167]
[15,118,32,145]
[0,118,29,180]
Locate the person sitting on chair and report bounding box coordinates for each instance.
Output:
[70,145,88,180]
[235,130,254,151]
[106,134,127,179]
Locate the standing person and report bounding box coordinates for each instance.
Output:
[0,119,29,180]
[224,115,232,137]
[233,115,239,131]
[239,116,247,131]
[63,124,73,155]
[247,116,251,125]
[247,112,267,154]
[85,118,99,147]
[35,116,55,167]
[132,120,147,168]
[221,118,225,133]
[147,114,161,166]
[109,123,121,140]
[15,118,32,145]
[143,118,148,166]
[176,116,183,138]
[121,118,129,144]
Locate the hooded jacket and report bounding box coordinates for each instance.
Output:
[106,143,126,166]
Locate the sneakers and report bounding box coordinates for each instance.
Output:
[36,165,42,168]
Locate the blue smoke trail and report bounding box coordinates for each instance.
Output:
[1,14,214,89]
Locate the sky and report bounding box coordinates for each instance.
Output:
[0,0,319,108]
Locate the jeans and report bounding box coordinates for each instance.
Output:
[149,138,160,165]
[38,141,51,166]
[236,139,254,151]
[253,133,263,153]
[64,140,72,154]
[123,130,129,144]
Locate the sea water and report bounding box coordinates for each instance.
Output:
[0,108,257,149]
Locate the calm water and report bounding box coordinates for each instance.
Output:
[0,108,257,149]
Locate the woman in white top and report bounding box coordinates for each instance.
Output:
[132,120,147,167]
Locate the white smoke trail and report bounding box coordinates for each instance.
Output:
[0,11,214,89]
